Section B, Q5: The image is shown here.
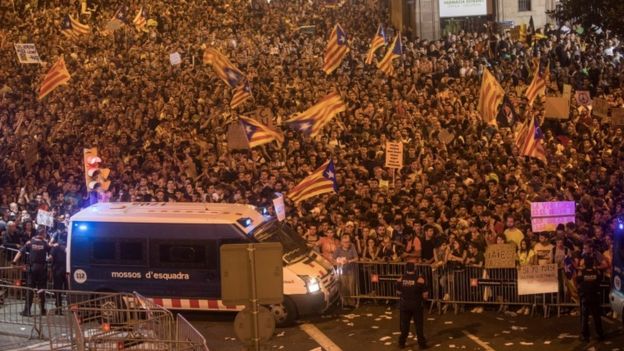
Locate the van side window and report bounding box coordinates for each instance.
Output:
[151,240,208,269]
[119,241,145,263]
[92,240,115,261]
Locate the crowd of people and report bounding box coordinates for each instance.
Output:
[0,0,622,313]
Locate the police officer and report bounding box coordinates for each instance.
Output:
[50,234,67,315]
[12,226,51,316]
[576,241,605,342]
[397,262,428,349]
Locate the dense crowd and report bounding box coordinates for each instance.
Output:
[0,0,622,297]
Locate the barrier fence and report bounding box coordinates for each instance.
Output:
[352,261,612,317]
[0,282,209,350]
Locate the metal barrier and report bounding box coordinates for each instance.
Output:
[0,283,43,339]
[176,314,210,351]
[351,261,613,317]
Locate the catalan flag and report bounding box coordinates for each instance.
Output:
[377,34,403,75]
[132,7,147,31]
[239,116,284,148]
[231,82,253,109]
[61,15,90,39]
[203,48,246,88]
[38,57,71,100]
[516,116,547,164]
[104,5,129,33]
[365,25,386,65]
[477,68,505,126]
[323,24,349,75]
[285,92,346,138]
[288,160,337,203]
[525,60,548,107]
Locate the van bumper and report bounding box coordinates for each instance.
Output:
[289,291,329,317]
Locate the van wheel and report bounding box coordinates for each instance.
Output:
[269,297,297,327]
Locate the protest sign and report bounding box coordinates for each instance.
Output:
[562,84,572,97]
[575,90,591,106]
[485,244,517,268]
[14,43,42,64]
[36,209,54,228]
[438,128,455,145]
[227,122,250,150]
[592,98,610,118]
[169,52,182,65]
[384,141,403,169]
[611,108,624,126]
[544,96,570,119]
[518,263,558,295]
[530,201,575,232]
[273,194,286,221]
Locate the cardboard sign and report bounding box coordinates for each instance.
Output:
[273,194,286,222]
[14,43,42,64]
[611,108,624,126]
[562,84,572,97]
[226,122,250,150]
[530,201,575,232]
[518,263,558,295]
[438,128,455,145]
[384,141,403,169]
[544,96,570,120]
[592,98,610,118]
[575,90,592,106]
[36,209,54,228]
[485,244,517,268]
[169,52,182,65]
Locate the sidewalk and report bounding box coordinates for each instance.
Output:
[0,322,47,350]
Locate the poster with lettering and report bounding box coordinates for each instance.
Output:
[592,98,610,119]
[611,108,624,126]
[36,209,54,227]
[518,264,558,295]
[530,201,575,232]
[485,244,517,268]
[384,141,403,169]
[273,194,286,221]
[14,43,42,64]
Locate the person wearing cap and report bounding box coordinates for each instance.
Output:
[12,225,51,316]
[397,262,428,349]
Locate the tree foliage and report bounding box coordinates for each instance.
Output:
[549,0,624,36]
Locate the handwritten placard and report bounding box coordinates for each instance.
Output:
[485,244,517,268]
[384,141,404,169]
[518,263,558,295]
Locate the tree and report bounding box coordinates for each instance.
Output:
[549,0,624,37]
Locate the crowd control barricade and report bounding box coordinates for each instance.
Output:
[354,261,437,311]
[0,283,43,339]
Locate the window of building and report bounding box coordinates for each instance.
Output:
[518,0,531,11]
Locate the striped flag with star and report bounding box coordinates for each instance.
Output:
[61,15,90,39]
[323,24,349,75]
[516,116,547,164]
[288,160,337,203]
[285,92,346,138]
[132,7,148,31]
[377,34,403,75]
[525,60,549,107]
[477,68,505,126]
[365,25,386,65]
[239,116,284,148]
[203,47,246,88]
[231,82,253,109]
[38,57,71,100]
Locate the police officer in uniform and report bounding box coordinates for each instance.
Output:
[397,262,428,349]
[12,226,51,316]
[576,241,605,342]
[50,234,68,315]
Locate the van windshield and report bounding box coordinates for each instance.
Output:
[252,221,310,263]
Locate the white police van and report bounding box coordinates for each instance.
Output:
[67,202,338,326]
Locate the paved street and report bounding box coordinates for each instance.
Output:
[187,303,624,351]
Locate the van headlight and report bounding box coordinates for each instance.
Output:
[300,276,320,293]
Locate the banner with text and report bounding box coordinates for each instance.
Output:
[530,201,575,232]
[384,141,404,169]
[518,263,558,295]
[485,244,517,268]
[14,43,42,64]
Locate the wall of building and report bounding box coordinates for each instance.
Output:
[494,0,557,28]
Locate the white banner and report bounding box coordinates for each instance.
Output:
[439,0,487,18]
[14,43,42,64]
[273,194,286,221]
[518,264,558,295]
[384,141,404,169]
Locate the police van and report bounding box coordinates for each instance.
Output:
[611,228,624,324]
[67,202,338,326]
